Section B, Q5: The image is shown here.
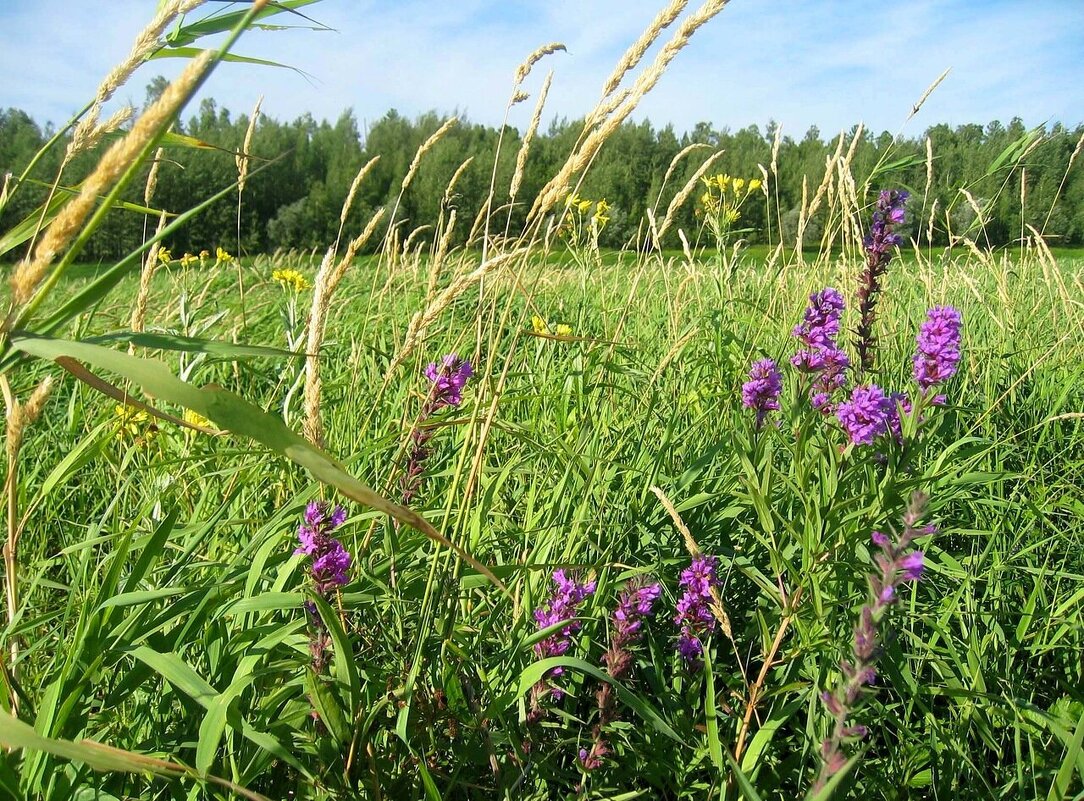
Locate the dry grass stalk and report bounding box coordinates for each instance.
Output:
[68,0,206,159]
[513,42,566,87]
[236,95,263,194]
[401,117,459,193]
[131,211,169,336]
[509,71,554,202]
[9,50,213,309]
[427,209,457,302]
[532,0,731,221]
[5,377,55,462]
[340,156,381,230]
[909,67,951,120]
[600,0,689,98]
[76,106,136,159]
[143,146,165,206]
[656,149,726,241]
[443,156,474,208]
[384,250,522,381]
[302,208,386,444]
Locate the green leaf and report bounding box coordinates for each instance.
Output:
[515,657,680,742]
[11,333,506,592]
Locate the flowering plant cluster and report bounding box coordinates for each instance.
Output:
[559,193,611,267]
[697,173,762,261]
[743,291,962,448]
[528,569,597,721]
[815,493,933,790]
[673,555,722,666]
[401,353,473,506]
[530,314,573,338]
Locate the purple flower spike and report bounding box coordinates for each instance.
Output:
[424,353,473,410]
[791,289,851,411]
[742,358,783,429]
[913,306,962,391]
[529,570,596,715]
[673,555,721,669]
[295,500,350,592]
[856,190,909,373]
[836,384,893,446]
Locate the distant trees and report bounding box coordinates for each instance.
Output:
[2,90,1081,261]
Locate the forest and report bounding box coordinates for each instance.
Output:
[2,82,1082,260]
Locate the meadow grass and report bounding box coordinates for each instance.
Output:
[0,2,1082,799]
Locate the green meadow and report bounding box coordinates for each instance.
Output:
[0,2,1082,800]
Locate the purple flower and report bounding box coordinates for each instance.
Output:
[836,384,894,446]
[673,555,720,668]
[913,306,962,391]
[899,551,924,581]
[295,500,351,594]
[742,358,782,429]
[792,288,846,349]
[604,581,662,675]
[856,190,909,373]
[531,570,596,701]
[423,353,473,410]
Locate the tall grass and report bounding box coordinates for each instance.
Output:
[0,1,1081,800]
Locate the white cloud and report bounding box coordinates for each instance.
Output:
[0,0,1080,140]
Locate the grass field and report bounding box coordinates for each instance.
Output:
[1,2,1083,799]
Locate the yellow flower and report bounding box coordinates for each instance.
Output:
[272,268,311,292]
[156,247,172,264]
[576,199,592,215]
[724,208,741,224]
[114,404,157,443]
[182,408,212,430]
[199,249,210,261]
[732,178,745,194]
[531,314,550,335]
[216,246,233,264]
[565,193,580,208]
[555,323,572,337]
[748,178,763,192]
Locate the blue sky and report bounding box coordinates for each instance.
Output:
[1,0,1082,139]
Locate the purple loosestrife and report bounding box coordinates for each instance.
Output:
[294,501,350,672]
[814,492,933,791]
[791,288,851,414]
[855,190,909,373]
[674,555,721,668]
[742,358,783,429]
[528,570,596,722]
[913,306,962,393]
[836,384,894,447]
[581,580,662,771]
[401,353,473,506]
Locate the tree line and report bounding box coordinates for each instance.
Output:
[2,84,1082,262]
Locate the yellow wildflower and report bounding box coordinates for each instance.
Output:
[531,314,550,335]
[180,252,196,268]
[272,268,311,292]
[156,247,172,264]
[732,178,745,194]
[182,408,212,432]
[216,246,232,264]
[724,208,741,224]
[114,404,158,443]
[748,178,763,192]
[592,199,611,228]
[199,249,210,262]
[555,323,572,337]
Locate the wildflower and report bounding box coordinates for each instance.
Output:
[531,315,549,335]
[792,289,851,412]
[402,354,473,506]
[182,408,212,430]
[913,306,962,391]
[555,323,573,337]
[295,500,350,595]
[742,358,782,429]
[423,353,473,411]
[180,252,196,268]
[156,247,172,264]
[732,178,745,194]
[215,246,233,264]
[592,199,611,229]
[199,249,210,262]
[748,178,763,192]
[836,384,893,446]
[528,569,596,719]
[674,555,721,668]
[114,403,158,444]
[815,493,932,791]
[272,268,312,292]
[581,579,662,772]
[855,190,909,373]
